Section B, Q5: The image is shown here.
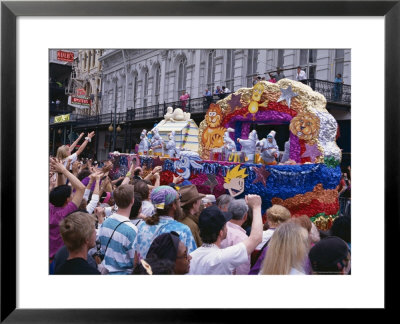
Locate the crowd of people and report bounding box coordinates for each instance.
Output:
[49,133,351,275]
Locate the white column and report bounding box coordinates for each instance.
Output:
[193,50,201,98]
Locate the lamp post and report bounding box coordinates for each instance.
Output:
[111,80,117,152]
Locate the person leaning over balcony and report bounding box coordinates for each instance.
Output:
[179,90,190,111]
[333,73,344,101]
[295,66,307,84]
[49,157,86,261]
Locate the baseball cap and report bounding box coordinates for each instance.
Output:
[199,205,232,236]
[309,236,350,274]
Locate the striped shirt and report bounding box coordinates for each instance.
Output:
[98,214,138,275]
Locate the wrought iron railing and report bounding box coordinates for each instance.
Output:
[302,79,351,105]
[50,79,350,127]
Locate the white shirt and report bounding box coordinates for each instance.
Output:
[289,267,306,275]
[255,229,275,250]
[141,200,155,217]
[63,152,77,170]
[296,70,307,81]
[224,87,231,93]
[188,242,248,275]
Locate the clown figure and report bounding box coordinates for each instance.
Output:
[258,130,279,165]
[237,129,259,163]
[223,128,236,160]
[165,131,180,158]
[150,128,164,156]
[138,129,150,155]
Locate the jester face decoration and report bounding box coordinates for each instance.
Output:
[223,165,248,197]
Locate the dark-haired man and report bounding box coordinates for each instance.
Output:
[188,194,263,275]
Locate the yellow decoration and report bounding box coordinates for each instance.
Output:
[289,111,320,143]
[224,164,248,183]
[201,104,225,150]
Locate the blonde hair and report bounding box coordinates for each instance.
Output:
[260,222,309,275]
[266,205,291,226]
[59,211,96,252]
[56,145,70,160]
[224,165,248,184]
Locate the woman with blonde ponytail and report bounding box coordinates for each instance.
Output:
[260,221,310,275]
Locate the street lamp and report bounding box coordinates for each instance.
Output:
[116,125,122,133]
[108,124,113,132]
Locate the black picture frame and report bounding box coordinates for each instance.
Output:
[1,0,398,322]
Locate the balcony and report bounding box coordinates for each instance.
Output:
[302,79,351,106]
[50,79,350,128]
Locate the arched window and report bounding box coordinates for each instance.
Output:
[154,65,161,104]
[177,57,187,99]
[92,50,96,67]
[84,53,87,70]
[143,69,149,107]
[133,74,138,108]
[207,50,216,92]
[225,49,235,91]
[246,49,258,87]
[88,51,91,71]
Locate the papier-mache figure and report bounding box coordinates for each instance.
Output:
[150,128,164,156]
[280,140,290,163]
[237,129,259,163]
[258,130,279,164]
[223,128,236,159]
[138,129,150,155]
[165,131,180,158]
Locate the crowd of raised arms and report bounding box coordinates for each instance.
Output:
[49,132,351,275]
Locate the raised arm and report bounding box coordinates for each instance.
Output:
[86,169,102,214]
[241,195,263,255]
[75,131,95,157]
[50,158,86,208]
[144,166,162,182]
[69,132,85,153]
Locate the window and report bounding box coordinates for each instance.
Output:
[155,66,161,104]
[225,50,235,91]
[84,53,87,70]
[207,50,216,92]
[133,74,138,108]
[92,50,96,67]
[335,49,345,77]
[88,51,91,71]
[277,49,284,69]
[177,58,187,99]
[300,49,308,67]
[108,89,113,113]
[127,83,133,109]
[246,49,258,87]
[143,69,148,107]
[117,86,123,112]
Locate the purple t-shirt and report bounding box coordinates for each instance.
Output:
[80,176,104,192]
[49,201,78,258]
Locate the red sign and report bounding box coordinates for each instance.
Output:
[57,50,74,62]
[76,88,86,96]
[71,96,91,107]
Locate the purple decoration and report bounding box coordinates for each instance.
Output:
[289,132,301,163]
[240,123,251,140]
[227,93,242,113]
[302,143,322,162]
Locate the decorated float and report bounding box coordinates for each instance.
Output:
[108,79,342,230]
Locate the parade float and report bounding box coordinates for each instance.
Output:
[109,79,342,230]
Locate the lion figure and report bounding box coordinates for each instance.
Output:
[289,112,320,142]
[202,103,225,150]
